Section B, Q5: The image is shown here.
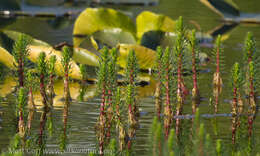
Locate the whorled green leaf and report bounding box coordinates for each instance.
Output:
[136,11,176,40]
[0,30,100,79]
[28,45,82,80]
[73,8,136,47]
[117,44,156,70]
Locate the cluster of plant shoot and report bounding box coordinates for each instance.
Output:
[1,17,260,156]
[1,35,73,156]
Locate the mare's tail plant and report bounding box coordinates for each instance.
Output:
[189,29,200,103]
[37,52,49,109]
[26,71,35,134]
[47,55,57,106]
[17,87,27,138]
[125,50,139,126]
[230,62,243,145]
[61,46,72,102]
[213,35,224,87]
[114,88,126,151]
[174,16,186,136]
[212,35,224,113]
[174,16,188,102]
[96,47,110,155]
[243,32,259,137]
[155,46,164,119]
[162,47,173,138]
[79,64,88,101]
[247,61,256,137]
[13,34,31,87]
[106,48,118,138]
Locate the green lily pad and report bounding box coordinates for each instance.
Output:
[92,28,136,48]
[73,8,136,47]
[73,47,99,67]
[136,11,176,40]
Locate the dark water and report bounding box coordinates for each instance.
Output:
[0,0,260,155]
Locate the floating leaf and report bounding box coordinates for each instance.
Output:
[0,46,16,69]
[117,44,156,69]
[0,76,17,97]
[92,28,136,48]
[73,8,136,47]
[28,45,82,80]
[136,11,176,39]
[2,30,50,47]
[73,47,99,67]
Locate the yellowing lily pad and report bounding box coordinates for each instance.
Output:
[73,8,136,47]
[117,44,156,69]
[0,76,17,97]
[136,11,176,40]
[0,46,17,69]
[28,45,82,80]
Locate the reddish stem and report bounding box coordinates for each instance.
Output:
[231,87,237,145]
[18,59,24,87]
[192,47,199,97]
[40,74,48,108]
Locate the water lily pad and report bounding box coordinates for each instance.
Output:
[0,46,16,69]
[28,45,82,80]
[0,76,17,97]
[73,8,136,47]
[117,44,156,69]
[136,11,176,39]
[140,31,178,50]
[2,29,50,47]
[92,28,136,48]
[73,47,99,67]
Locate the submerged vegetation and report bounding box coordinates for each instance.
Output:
[0,7,260,156]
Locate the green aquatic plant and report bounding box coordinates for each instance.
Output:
[231,62,243,144]
[150,117,164,156]
[162,47,173,138]
[36,110,48,156]
[79,64,88,83]
[247,61,256,138]
[26,71,35,135]
[17,87,27,138]
[189,29,200,101]
[13,34,31,87]
[37,52,49,109]
[125,50,139,125]
[174,16,188,101]
[113,88,126,152]
[61,46,72,102]
[96,47,110,155]
[78,64,88,101]
[106,48,118,138]
[155,46,164,119]
[243,32,259,138]
[47,55,57,107]
[26,70,35,110]
[212,35,224,87]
